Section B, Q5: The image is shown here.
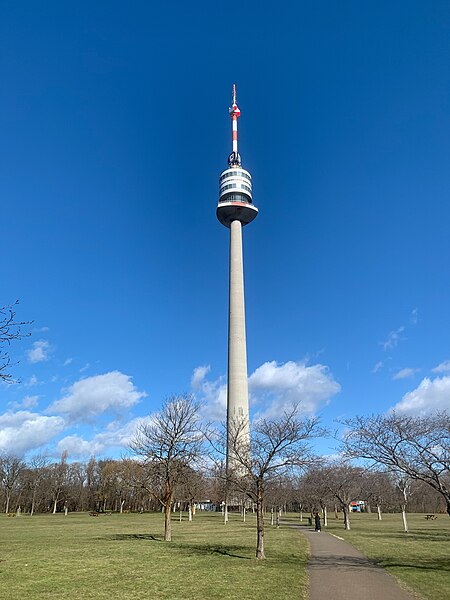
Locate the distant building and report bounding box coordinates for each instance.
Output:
[350,500,365,512]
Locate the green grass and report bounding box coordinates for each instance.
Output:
[312,512,450,600]
[0,512,308,600]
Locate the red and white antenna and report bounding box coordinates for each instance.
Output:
[228,84,241,166]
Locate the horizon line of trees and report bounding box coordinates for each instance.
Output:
[1,450,446,518]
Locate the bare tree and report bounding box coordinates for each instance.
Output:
[49,451,69,514]
[341,412,450,516]
[299,466,334,526]
[26,454,50,515]
[213,404,321,559]
[320,462,366,530]
[0,301,31,383]
[359,470,395,521]
[129,394,204,541]
[177,467,207,521]
[0,455,25,513]
[393,473,413,533]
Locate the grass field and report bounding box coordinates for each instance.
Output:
[0,511,308,600]
[304,511,450,600]
[3,510,449,599]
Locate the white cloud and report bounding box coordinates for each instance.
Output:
[48,371,147,422]
[56,416,153,458]
[0,410,65,456]
[56,435,104,457]
[382,326,405,351]
[191,365,211,389]
[196,373,227,421]
[192,360,340,422]
[33,326,50,333]
[28,340,51,363]
[372,361,384,373]
[393,375,450,415]
[378,311,418,355]
[63,358,73,367]
[392,368,420,380]
[25,375,38,387]
[9,395,40,410]
[432,360,450,374]
[249,360,340,417]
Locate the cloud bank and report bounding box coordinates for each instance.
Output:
[249,360,340,417]
[393,375,450,414]
[193,360,340,421]
[0,411,65,455]
[49,371,146,422]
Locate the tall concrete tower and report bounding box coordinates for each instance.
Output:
[217,85,258,475]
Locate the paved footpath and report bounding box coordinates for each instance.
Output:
[292,525,418,600]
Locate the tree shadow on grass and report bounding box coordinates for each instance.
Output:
[104,535,250,559]
[377,558,450,572]
[107,533,164,542]
[173,542,252,559]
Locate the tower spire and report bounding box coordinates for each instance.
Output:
[228,83,241,167]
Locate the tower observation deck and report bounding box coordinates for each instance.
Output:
[217,85,257,477]
[217,85,258,227]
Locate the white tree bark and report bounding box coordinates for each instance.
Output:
[401,508,409,533]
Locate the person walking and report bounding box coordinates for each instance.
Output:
[314,512,321,532]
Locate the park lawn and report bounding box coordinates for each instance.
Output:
[322,512,450,600]
[0,511,308,600]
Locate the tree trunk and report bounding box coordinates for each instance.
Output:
[256,480,265,559]
[323,505,328,527]
[188,503,192,522]
[299,509,303,522]
[164,483,172,541]
[52,498,58,514]
[377,504,382,520]
[401,507,408,533]
[120,499,125,514]
[5,493,10,514]
[343,505,351,530]
[270,507,274,526]
[243,506,246,522]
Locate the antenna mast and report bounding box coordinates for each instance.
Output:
[228,84,241,167]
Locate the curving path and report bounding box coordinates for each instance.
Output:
[292,525,418,600]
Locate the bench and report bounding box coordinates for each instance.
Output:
[89,512,99,517]
[425,514,437,520]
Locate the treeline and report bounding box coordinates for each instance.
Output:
[0,453,445,517]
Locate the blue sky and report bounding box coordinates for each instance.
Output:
[1,1,450,459]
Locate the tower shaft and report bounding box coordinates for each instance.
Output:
[217,85,257,479]
[226,219,250,472]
